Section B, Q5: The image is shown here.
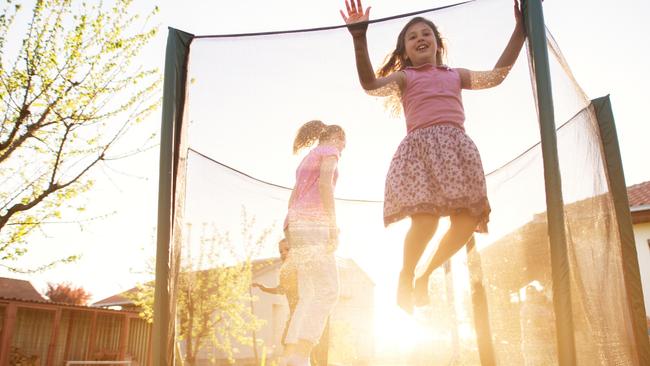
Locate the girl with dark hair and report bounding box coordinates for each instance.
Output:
[340,0,526,313]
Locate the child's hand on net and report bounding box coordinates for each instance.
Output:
[340,0,371,37]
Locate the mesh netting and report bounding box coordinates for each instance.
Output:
[168,0,642,364]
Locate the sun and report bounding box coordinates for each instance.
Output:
[371,303,481,364]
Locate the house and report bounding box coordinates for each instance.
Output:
[468,180,650,364]
[241,257,375,366]
[91,287,141,311]
[628,180,650,318]
[0,277,46,302]
[476,181,650,298]
[96,257,375,366]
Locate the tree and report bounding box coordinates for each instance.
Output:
[0,0,160,272]
[45,281,92,305]
[130,213,271,365]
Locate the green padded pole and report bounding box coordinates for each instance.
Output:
[593,96,650,365]
[153,27,194,366]
[523,0,577,364]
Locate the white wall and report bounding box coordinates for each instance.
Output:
[329,260,375,365]
[195,266,289,364]
[240,267,289,360]
[205,261,375,365]
[633,222,650,317]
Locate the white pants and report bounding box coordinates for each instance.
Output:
[284,222,339,345]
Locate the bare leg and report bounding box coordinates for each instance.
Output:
[413,212,479,306]
[285,339,314,366]
[398,214,439,313]
[296,339,314,357]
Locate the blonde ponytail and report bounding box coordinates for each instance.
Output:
[293,120,326,154]
[293,120,346,154]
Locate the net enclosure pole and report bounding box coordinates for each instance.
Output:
[522,0,577,365]
[466,237,496,366]
[153,27,194,366]
[593,96,650,364]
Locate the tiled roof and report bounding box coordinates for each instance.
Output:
[628,180,650,208]
[0,277,45,302]
[92,288,138,307]
[0,295,140,313]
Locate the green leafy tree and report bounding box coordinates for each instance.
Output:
[45,281,91,305]
[130,213,271,365]
[0,0,160,272]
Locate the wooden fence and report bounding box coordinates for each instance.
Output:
[0,298,151,366]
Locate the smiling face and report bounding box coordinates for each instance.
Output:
[403,21,438,67]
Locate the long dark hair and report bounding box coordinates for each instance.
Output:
[377,17,447,77]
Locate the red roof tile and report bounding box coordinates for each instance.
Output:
[0,277,46,302]
[628,180,650,208]
[92,288,138,307]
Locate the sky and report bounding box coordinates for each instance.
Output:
[2,0,649,348]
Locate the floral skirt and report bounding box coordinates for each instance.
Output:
[383,123,490,233]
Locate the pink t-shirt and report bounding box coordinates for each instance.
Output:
[402,64,465,133]
[285,145,340,227]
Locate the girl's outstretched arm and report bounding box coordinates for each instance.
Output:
[340,0,404,92]
[494,0,526,69]
[252,283,283,295]
[458,0,526,90]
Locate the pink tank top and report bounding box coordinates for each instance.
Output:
[285,145,340,227]
[402,64,465,133]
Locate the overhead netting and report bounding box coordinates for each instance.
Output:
[169,0,645,364]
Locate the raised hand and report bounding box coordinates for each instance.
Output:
[340,0,371,37]
[514,0,523,25]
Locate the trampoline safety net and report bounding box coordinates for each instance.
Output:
[154,0,649,365]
